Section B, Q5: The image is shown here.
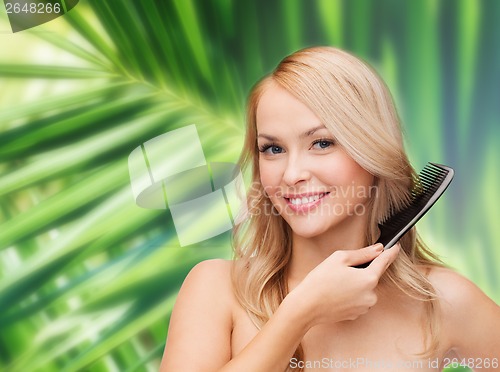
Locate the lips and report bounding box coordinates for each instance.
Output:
[284,192,329,212]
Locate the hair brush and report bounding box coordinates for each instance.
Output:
[355,162,454,268]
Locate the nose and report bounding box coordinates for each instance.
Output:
[282,154,312,186]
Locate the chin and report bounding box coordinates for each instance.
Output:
[285,218,332,239]
[284,210,361,240]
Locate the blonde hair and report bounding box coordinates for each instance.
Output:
[231,46,443,371]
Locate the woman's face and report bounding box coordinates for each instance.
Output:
[256,82,375,239]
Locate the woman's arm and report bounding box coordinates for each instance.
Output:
[431,268,500,371]
[160,244,399,372]
[160,259,309,372]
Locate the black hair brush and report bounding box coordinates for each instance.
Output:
[355,162,454,268]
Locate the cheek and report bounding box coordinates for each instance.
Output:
[326,156,374,197]
[258,161,282,196]
[340,163,373,186]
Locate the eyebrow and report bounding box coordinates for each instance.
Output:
[257,124,327,141]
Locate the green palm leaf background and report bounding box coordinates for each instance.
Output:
[0,0,498,371]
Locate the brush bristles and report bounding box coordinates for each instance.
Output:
[380,163,450,228]
[416,163,448,195]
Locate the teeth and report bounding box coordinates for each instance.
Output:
[289,193,324,205]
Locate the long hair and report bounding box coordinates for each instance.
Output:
[231,46,443,371]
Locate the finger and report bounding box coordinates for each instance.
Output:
[342,243,384,266]
[367,243,400,277]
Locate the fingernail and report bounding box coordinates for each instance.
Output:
[373,243,383,252]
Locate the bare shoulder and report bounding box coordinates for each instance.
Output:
[160,259,235,371]
[426,265,493,308]
[185,258,233,285]
[178,258,234,309]
[427,266,475,297]
[426,265,500,360]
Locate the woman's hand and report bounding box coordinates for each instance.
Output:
[289,243,400,329]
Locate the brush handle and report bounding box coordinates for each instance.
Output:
[375,228,399,248]
[353,235,397,269]
[352,230,397,269]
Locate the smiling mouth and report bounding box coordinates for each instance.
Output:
[284,192,329,206]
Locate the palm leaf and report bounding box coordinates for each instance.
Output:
[0,1,498,372]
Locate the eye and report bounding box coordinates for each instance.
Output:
[311,138,335,150]
[258,143,284,154]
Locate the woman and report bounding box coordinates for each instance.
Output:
[160,47,500,371]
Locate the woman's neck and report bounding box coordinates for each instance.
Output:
[287,213,370,291]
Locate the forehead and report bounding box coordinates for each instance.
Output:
[256,82,323,134]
